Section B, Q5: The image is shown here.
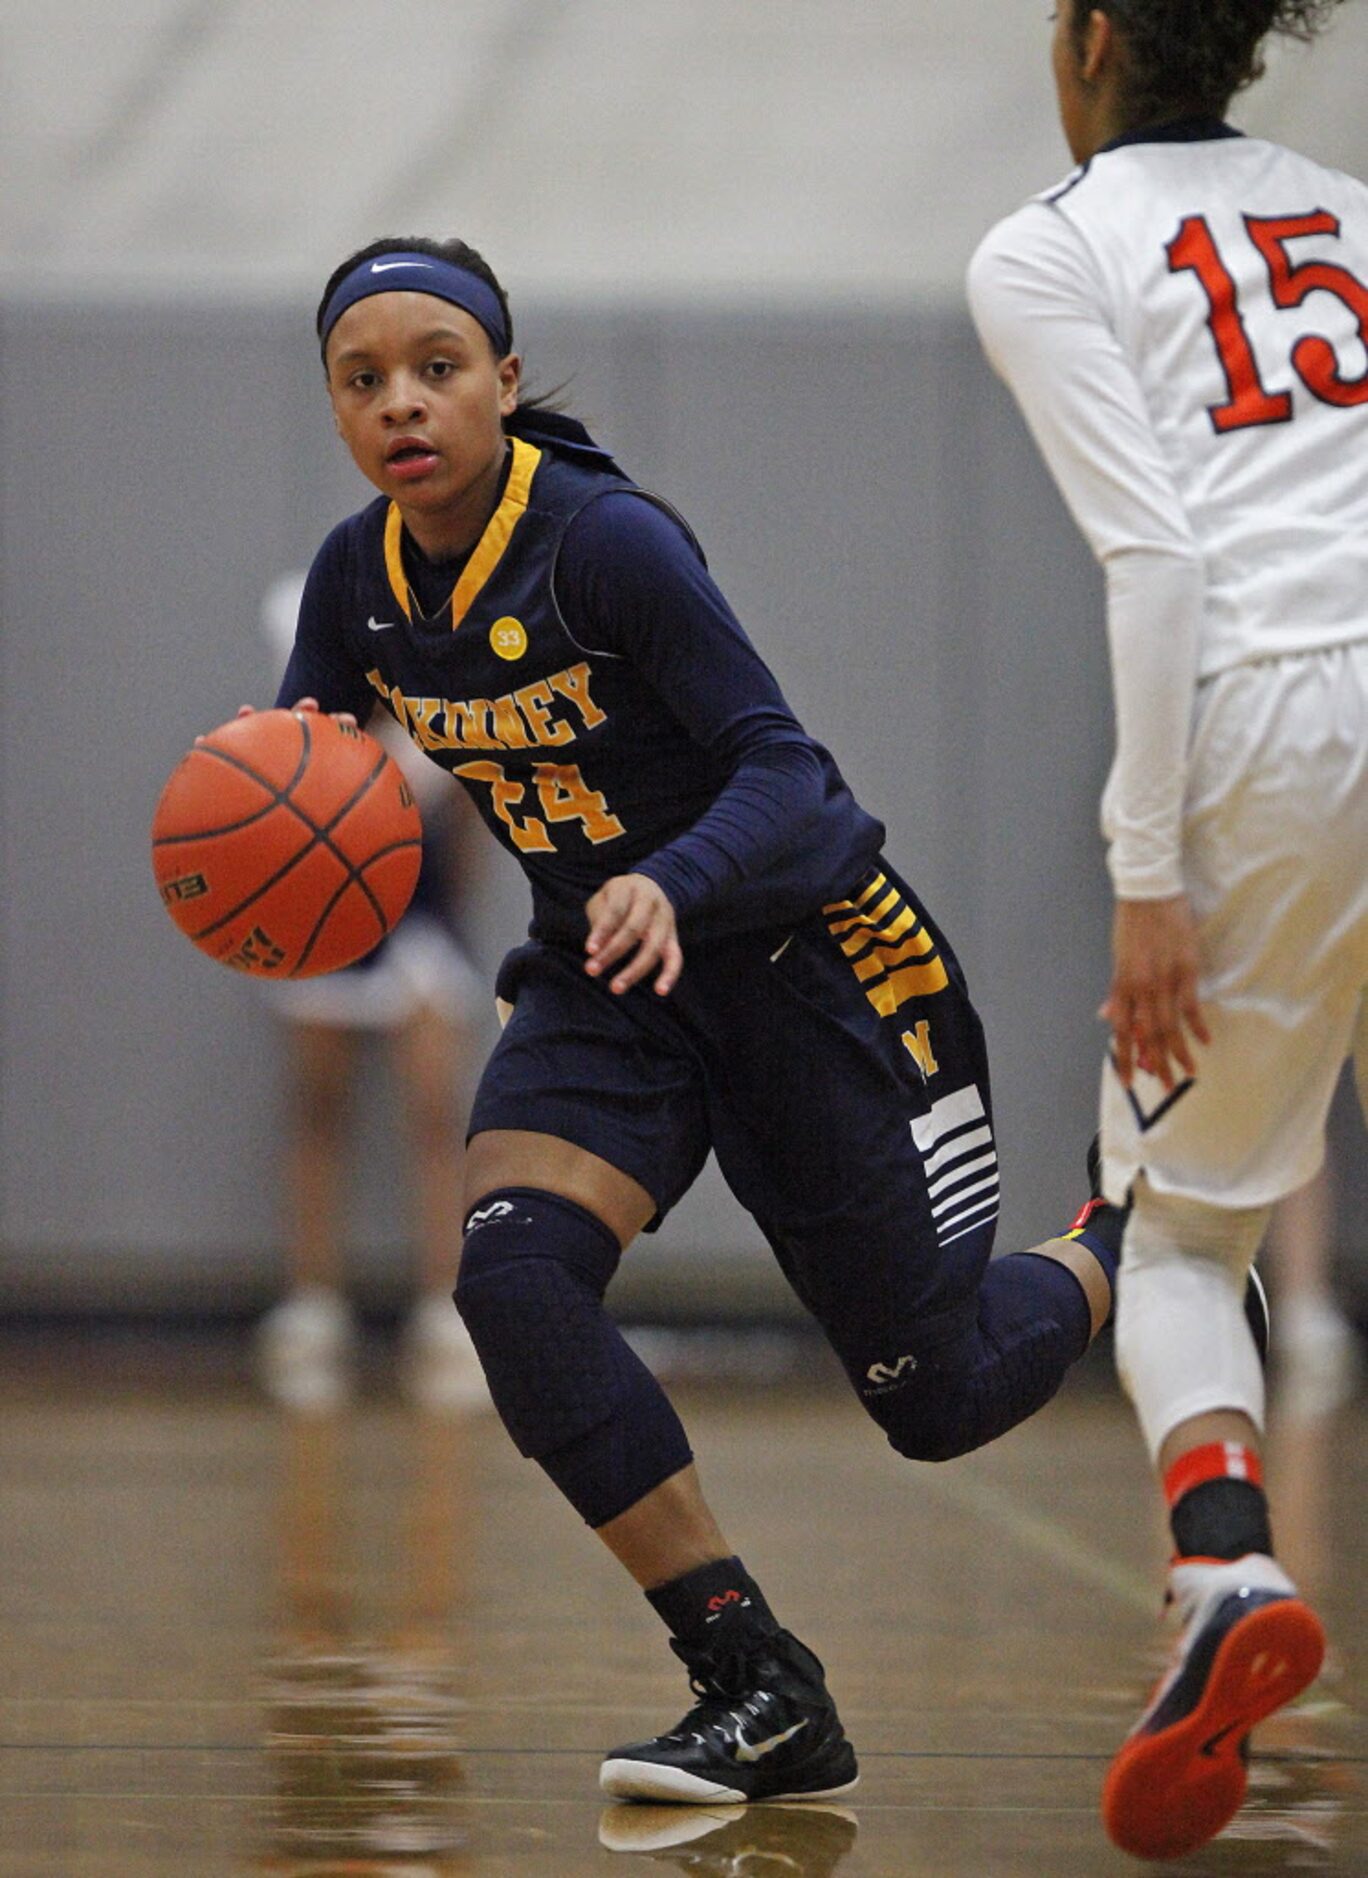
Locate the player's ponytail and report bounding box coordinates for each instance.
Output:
[1078,0,1347,127]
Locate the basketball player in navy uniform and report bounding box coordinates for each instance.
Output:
[970,0,1362,1857]
[275,235,1123,1806]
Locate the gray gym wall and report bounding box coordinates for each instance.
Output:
[0,296,1362,1319]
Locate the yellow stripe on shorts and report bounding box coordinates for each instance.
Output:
[823,877,948,1015]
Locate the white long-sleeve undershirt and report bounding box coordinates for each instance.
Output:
[968,203,1204,899]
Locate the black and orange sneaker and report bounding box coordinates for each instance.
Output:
[600,1629,858,1805]
[1102,1554,1325,1860]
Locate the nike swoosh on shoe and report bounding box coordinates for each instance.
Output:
[734,1719,807,1764]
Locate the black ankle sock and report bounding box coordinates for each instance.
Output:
[646,1556,779,1649]
[1075,1202,1126,1269]
[1171,1479,1274,1561]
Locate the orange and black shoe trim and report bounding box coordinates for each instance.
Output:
[1102,1557,1325,1861]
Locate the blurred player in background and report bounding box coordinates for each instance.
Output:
[255,573,490,1413]
[269,232,1130,1807]
[969,0,1364,1858]
[1267,1151,1361,1420]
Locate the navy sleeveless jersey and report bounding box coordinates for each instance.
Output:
[281,431,883,944]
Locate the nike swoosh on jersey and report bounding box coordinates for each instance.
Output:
[367,616,397,631]
[733,1719,808,1764]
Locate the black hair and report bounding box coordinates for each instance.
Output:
[316,234,571,422]
[315,234,513,356]
[1073,0,1347,126]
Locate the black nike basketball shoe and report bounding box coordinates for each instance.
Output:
[599,1628,859,1805]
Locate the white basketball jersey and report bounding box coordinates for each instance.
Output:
[970,129,1368,676]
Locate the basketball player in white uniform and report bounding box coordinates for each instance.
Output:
[968,0,1364,1859]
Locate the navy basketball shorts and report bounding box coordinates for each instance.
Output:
[470,860,1001,1377]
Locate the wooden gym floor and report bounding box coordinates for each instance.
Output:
[0,1324,1362,1877]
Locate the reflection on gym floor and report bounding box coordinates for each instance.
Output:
[260,1407,470,1869]
[599,1800,858,1870]
[0,1324,1363,1875]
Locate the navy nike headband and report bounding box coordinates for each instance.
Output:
[319,252,511,359]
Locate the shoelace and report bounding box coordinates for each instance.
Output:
[670,1626,828,1703]
[670,1635,758,1703]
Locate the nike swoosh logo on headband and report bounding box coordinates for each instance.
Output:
[371,260,434,274]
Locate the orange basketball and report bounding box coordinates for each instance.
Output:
[151,709,423,978]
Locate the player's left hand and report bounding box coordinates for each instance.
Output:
[274,697,360,728]
[195,698,359,744]
[1100,893,1211,1091]
[584,874,682,997]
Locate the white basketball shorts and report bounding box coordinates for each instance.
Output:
[265,913,482,1031]
[1101,638,1367,1209]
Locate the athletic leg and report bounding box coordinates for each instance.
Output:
[1267,1161,1359,1418]
[282,1020,357,1294]
[457,1130,857,1805]
[391,1001,489,1409]
[457,1130,690,1531]
[1096,654,1365,1857]
[462,947,856,1803]
[691,869,1120,1465]
[394,1003,468,1299]
[459,951,738,1573]
[1102,1178,1325,1860]
[256,1020,359,1406]
[805,1208,1119,1466]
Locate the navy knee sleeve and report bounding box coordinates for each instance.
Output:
[454,1188,692,1526]
[857,1251,1092,1464]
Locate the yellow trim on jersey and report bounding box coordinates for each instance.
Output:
[381,437,543,628]
[452,438,540,626]
[383,501,409,617]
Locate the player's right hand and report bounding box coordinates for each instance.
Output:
[1101,892,1211,1091]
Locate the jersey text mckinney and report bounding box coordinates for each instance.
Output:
[365,659,608,754]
